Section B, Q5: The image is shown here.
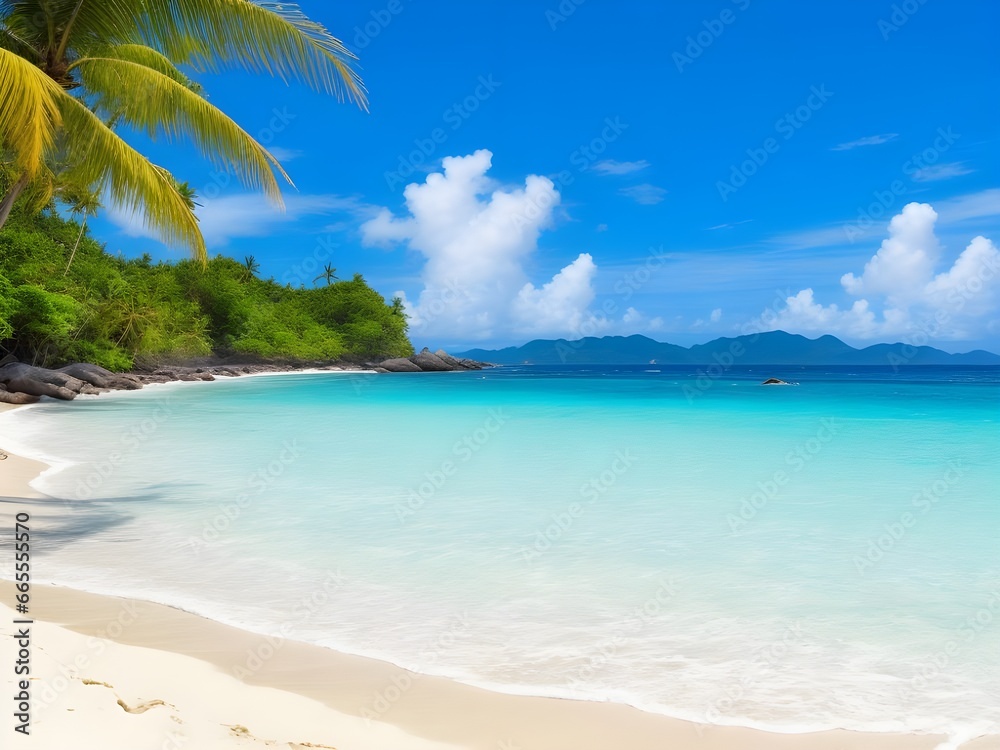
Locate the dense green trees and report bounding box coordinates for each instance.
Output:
[0,204,412,370]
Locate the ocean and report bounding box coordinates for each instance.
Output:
[2,365,998,743]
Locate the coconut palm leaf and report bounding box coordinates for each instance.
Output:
[55,91,206,261]
[142,0,367,106]
[0,48,61,176]
[71,52,291,200]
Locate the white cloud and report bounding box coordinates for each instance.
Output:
[710,308,723,323]
[596,223,608,232]
[361,149,600,341]
[512,254,602,334]
[592,159,650,176]
[108,193,376,248]
[840,202,943,306]
[619,183,667,205]
[935,188,1000,224]
[911,161,974,182]
[832,133,898,151]
[764,202,1000,341]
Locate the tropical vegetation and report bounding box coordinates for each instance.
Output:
[0,202,413,370]
[0,3,413,371]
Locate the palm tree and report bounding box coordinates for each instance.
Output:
[62,182,103,275]
[242,255,260,281]
[314,263,338,286]
[0,1,366,262]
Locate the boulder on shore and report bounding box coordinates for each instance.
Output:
[377,348,491,373]
[379,358,424,372]
[0,384,40,405]
[410,349,453,371]
[58,362,143,390]
[0,362,89,400]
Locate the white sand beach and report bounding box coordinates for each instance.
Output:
[2,402,998,750]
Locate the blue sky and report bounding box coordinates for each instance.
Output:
[98,0,1000,352]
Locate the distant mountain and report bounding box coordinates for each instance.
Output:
[454,331,1000,366]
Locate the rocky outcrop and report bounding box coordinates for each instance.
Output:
[378,358,423,373]
[377,348,490,373]
[0,363,91,400]
[761,378,790,385]
[0,383,40,405]
[58,363,143,390]
[0,350,492,402]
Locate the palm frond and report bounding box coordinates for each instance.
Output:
[0,47,61,176]
[54,91,206,261]
[142,0,367,107]
[72,52,290,201]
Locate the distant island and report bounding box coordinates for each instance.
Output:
[455,331,1000,366]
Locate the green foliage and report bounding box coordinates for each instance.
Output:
[0,207,413,370]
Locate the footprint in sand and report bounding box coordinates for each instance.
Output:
[116,698,168,714]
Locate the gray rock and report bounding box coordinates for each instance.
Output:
[761,378,790,385]
[410,349,453,371]
[434,349,464,369]
[0,384,39,404]
[58,362,143,391]
[0,363,87,400]
[379,358,423,372]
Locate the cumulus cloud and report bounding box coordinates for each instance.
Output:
[361,150,599,341]
[710,308,723,323]
[764,202,1000,341]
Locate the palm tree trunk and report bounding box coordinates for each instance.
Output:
[0,173,29,230]
[65,211,89,275]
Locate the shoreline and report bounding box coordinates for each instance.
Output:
[1,403,998,749]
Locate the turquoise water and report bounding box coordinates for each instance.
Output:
[2,366,999,742]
